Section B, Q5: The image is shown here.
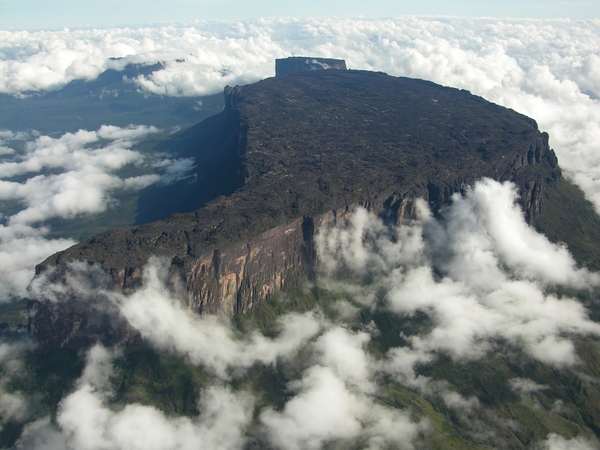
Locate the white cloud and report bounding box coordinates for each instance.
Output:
[509,377,549,395]
[260,327,427,450]
[0,227,73,302]
[260,365,425,450]
[534,433,600,450]
[15,417,68,450]
[316,179,600,379]
[112,257,322,378]
[0,125,194,302]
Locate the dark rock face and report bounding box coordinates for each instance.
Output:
[275,57,347,77]
[29,70,561,348]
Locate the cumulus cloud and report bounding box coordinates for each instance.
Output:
[0,125,162,224]
[260,326,427,450]
[0,125,195,302]
[260,365,425,450]
[316,179,600,380]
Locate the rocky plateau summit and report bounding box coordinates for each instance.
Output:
[29,62,562,348]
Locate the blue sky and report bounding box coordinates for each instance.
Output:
[1,0,599,30]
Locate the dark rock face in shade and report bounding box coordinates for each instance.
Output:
[29,69,561,348]
[275,57,347,77]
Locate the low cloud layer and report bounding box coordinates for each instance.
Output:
[0,126,194,301]
[16,261,427,449]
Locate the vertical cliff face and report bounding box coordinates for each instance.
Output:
[183,216,312,315]
[29,69,562,348]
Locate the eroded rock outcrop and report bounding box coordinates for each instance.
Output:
[29,69,561,348]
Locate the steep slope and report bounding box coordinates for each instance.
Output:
[31,70,561,347]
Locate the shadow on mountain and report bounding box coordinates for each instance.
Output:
[135,111,243,224]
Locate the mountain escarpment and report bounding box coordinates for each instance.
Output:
[30,70,561,347]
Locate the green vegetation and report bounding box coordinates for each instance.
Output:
[535,178,600,271]
[4,282,600,448]
[111,342,209,416]
[0,300,28,328]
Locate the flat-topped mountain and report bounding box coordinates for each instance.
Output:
[31,69,561,347]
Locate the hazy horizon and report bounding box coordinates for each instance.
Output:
[1,0,599,32]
